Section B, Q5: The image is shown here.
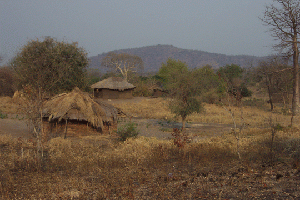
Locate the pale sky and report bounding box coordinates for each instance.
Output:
[1,0,275,64]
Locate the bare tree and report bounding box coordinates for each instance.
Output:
[101,52,144,81]
[261,0,300,122]
[257,57,293,111]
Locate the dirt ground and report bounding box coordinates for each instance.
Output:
[0,97,234,140]
[118,117,233,140]
[0,116,31,139]
[1,98,300,199]
[0,116,233,141]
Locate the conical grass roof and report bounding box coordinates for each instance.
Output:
[91,77,135,91]
[43,87,117,129]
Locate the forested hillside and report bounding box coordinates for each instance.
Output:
[89,44,266,72]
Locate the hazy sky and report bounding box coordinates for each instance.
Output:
[1,0,275,64]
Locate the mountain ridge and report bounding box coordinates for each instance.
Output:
[89,44,266,72]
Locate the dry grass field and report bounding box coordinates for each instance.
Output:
[110,97,295,128]
[1,96,300,199]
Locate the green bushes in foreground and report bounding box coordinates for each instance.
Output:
[117,122,140,141]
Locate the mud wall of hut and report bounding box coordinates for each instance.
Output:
[94,88,134,99]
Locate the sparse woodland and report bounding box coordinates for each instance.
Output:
[1,1,300,198]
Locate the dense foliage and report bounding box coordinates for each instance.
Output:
[0,67,15,97]
[117,122,140,141]
[217,64,252,101]
[157,58,221,128]
[11,37,89,96]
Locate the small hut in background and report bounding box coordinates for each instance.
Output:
[42,87,118,138]
[148,85,167,98]
[91,77,135,99]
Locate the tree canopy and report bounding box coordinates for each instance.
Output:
[0,66,15,97]
[158,58,220,129]
[217,64,251,103]
[217,64,244,85]
[11,37,89,96]
[10,37,89,160]
[156,58,189,86]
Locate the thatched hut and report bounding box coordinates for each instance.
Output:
[42,87,118,138]
[148,85,167,98]
[91,77,136,99]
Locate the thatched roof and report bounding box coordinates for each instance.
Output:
[91,77,135,91]
[42,87,117,129]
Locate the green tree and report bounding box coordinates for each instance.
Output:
[11,37,88,166]
[85,68,102,91]
[217,64,244,85]
[194,65,223,103]
[157,58,189,86]
[159,58,220,129]
[0,66,15,97]
[217,64,251,104]
[12,37,89,95]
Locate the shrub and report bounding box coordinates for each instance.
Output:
[201,89,220,104]
[0,67,15,97]
[0,110,7,119]
[132,82,152,97]
[274,123,284,131]
[117,122,139,141]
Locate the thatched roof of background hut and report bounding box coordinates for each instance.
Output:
[91,77,135,91]
[43,87,117,129]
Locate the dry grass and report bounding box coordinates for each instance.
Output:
[1,96,300,198]
[111,97,295,128]
[0,96,22,114]
[1,96,294,128]
[1,127,300,199]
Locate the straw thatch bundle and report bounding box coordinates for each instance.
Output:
[91,77,135,91]
[12,90,26,104]
[43,87,117,129]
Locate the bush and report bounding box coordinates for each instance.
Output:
[0,67,15,97]
[117,122,139,141]
[132,82,152,97]
[240,84,252,97]
[201,89,220,104]
[0,110,7,119]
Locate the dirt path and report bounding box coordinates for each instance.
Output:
[0,97,234,140]
[0,117,233,140]
[118,118,234,140]
[0,118,31,139]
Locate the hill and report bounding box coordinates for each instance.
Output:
[89,44,265,72]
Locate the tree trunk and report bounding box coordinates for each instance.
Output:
[291,34,299,125]
[124,71,128,81]
[281,92,286,106]
[266,76,274,111]
[182,116,186,130]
